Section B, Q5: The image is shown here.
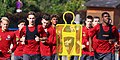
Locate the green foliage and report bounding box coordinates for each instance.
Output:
[0,0,86,17]
[0,0,16,16]
[64,0,85,12]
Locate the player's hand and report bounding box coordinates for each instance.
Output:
[40,37,47,41]
[109,39,115,44]
[21,41,25,44]
[20,35,25,44]
[86,42,89,45]
[0,50,1,52]
[82,45,86,49]
[114,43,120,50]
[35,35,40,42]
[8,49,12,54]
[91,48,94,52]
[40,37,47,43]
[20,35,25,42]
[41,41,45,43]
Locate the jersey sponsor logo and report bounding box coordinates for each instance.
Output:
[6,35,11,40]
[102,34,109,37]
[16,36,19,41]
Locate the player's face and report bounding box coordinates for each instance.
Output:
[103,14,109,24]
[18,22,25,29]
[42,19,50,28]
[51,17,58,25]
[92,18,99,27]
[85,18,92,28]
[1,20,9,30]
[27,15,36,25]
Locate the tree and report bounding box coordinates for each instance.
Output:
[0,0,86,17]
[35,0,86,14]
[0,0,16,16]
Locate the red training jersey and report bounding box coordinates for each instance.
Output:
[20,25,46,55]
[40,25,56,56]
[82,26,94,56]
[0,29,17,58]
[14,30,24,56]
[89,24,119,54]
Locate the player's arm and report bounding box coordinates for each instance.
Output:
[39,25,47,43]
[45,29,56,45]
[88,25,99,52]
[19,26,26,44]
[112,26,119,49]
[9,33,17,53]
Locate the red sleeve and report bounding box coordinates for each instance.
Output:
[38,25,46,37]
[82,27,89,45]
[89,24,99,37]
[112,26,119,43]
[11,32,17,52]
[20,26,26,38]
[45,28,56,45]
[53,29,57,45]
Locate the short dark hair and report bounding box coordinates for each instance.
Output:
[83,15,93,25]
[93,16,100,21]
[94,16,100,19]
[17,19,26,25]
[42,14,51,21]
[65,13,73,24]
[102,12,110,17]
[86,15,93,21]
[50,14,58,19]
[27,11,36,18]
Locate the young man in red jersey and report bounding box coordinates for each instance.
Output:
[81,15,94,60]
[14,19,26,60]
[92,16,100,27]
[0,17,17,60]
[89,12,119,60]
[92,16,100,52]
[50,14,58,60]
[20,11,47,60]
[40,14,56,60]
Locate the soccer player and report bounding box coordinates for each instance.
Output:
[92,16,100,51]
[92,16,100,27]
[20,11,47,60]
[14,19,26,60]
[40,14,56,60]
[50,14,58,60]
[81,15,94,60]
[0,17,17,60]
[89,12,119,60]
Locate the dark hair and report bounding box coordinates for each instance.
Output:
[50,14,58,19]
[93,16,100,21]
[94,16,100,19]
[42,14,51,21]
[86,15,93,21]
[27,11,36,18]
[83,15,93,25]
[17,19,26,25]
[65,13,73,24]
[102,12,110,17]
